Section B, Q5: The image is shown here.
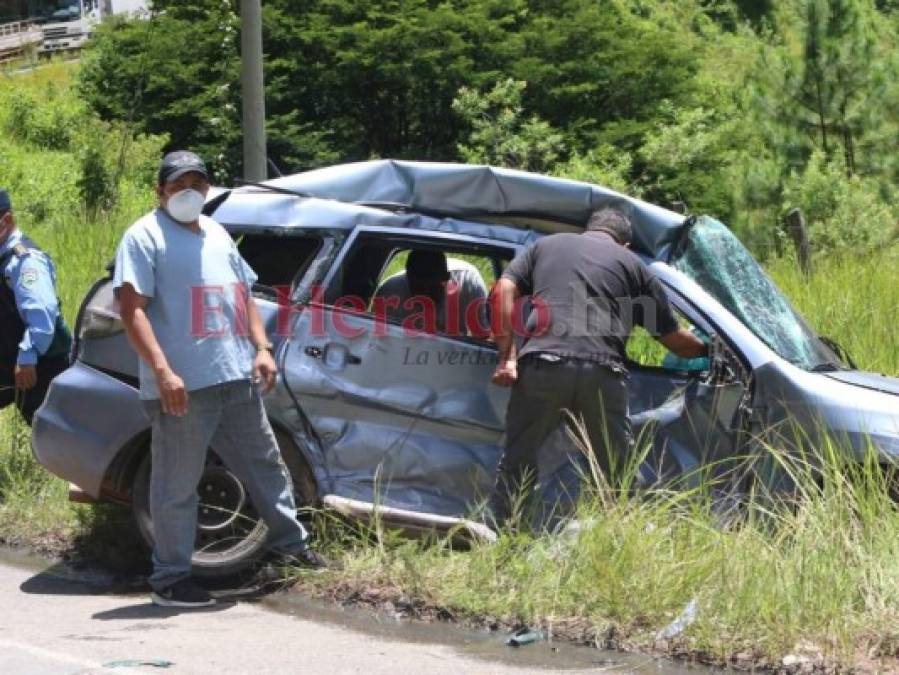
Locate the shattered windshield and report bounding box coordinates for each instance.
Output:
[670,216,841,371]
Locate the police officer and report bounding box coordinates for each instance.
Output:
[0,189,72,426]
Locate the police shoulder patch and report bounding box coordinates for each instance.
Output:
[20,267,39,289]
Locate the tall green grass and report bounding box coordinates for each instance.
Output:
[769,253,899,376]
[304,438,899,668]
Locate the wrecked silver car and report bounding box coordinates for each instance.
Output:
[31,160,899,576]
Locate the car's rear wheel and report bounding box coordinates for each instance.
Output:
[131,431,317,580]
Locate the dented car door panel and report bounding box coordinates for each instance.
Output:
[282,305,509,514]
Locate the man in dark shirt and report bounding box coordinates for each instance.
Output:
[489,207,707,525]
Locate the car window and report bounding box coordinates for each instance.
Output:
[627,309,710,372]
[234,233,322,299]
[671,216,841,371]
[325,234,512,341]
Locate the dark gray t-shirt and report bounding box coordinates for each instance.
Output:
[502,232,679,365]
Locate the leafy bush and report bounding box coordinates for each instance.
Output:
[452,79,564,173]
[0,85,87,151]
[0,62,163,316]
[781,151,898,253]
[552,146,638,196]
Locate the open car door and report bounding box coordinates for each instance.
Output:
[626,292,752,491]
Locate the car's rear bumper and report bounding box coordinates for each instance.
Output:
[32,362,149,498]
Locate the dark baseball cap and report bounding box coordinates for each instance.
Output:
[157,151,209,185]
[0,189,11,212]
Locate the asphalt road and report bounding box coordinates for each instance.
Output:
[0,557,615,675]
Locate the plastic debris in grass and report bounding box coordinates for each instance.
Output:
[506,627,545,647]
[656,598,699,640]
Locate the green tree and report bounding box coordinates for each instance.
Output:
[732,0,775,24]
[512,0,704,155]
[452,79,563,172]
[79,0,523,175]
[264,0,523,162]
[789,0,885,177]
[78,5,244,181]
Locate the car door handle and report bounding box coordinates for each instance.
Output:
[307,343,362,367]
[329,342,362,365]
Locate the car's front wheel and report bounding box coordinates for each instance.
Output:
[131,431,317,580]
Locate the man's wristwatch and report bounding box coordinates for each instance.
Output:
[255,342,274,353]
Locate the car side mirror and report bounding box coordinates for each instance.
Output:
[706,333,736,384]
[819,335,856,370]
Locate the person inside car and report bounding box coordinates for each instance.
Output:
[373,249,489,337]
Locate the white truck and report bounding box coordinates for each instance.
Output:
[37,0,97,54]
[31,0,148,55]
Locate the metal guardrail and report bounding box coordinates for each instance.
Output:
[0,20,44,61]
[1,21,32,37]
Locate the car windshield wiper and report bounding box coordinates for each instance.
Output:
[811,362,841,372]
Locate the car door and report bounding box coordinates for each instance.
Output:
[281,227,517,516]
[625,291,752,490]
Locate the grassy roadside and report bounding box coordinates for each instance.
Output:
[768,252,899,376]
[292,255,899,671]
[1,61,898,672]
[298,440,899,672]
[289,252,899,671]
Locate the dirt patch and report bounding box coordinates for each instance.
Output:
[0,503,148,575]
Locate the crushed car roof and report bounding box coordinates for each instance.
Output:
[212,160,687,258]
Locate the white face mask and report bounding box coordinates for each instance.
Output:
[165,189,205,224]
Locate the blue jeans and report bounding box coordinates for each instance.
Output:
[142,379,308,591]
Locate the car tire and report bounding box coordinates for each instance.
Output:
[131,429,318,580]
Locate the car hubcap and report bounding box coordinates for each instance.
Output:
[197,466,247,531]
[192,453,266,558]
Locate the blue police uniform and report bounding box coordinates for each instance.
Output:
[0,191,72,425]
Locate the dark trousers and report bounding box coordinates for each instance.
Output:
[0,355,69,426]
[490,355,633,524]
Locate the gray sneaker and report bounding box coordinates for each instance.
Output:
[151,578,216,608]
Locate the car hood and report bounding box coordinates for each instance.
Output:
[824,371,899,397]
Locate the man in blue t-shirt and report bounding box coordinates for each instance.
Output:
[114,151,324,608]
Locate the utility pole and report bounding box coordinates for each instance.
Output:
[240,0,267,181]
